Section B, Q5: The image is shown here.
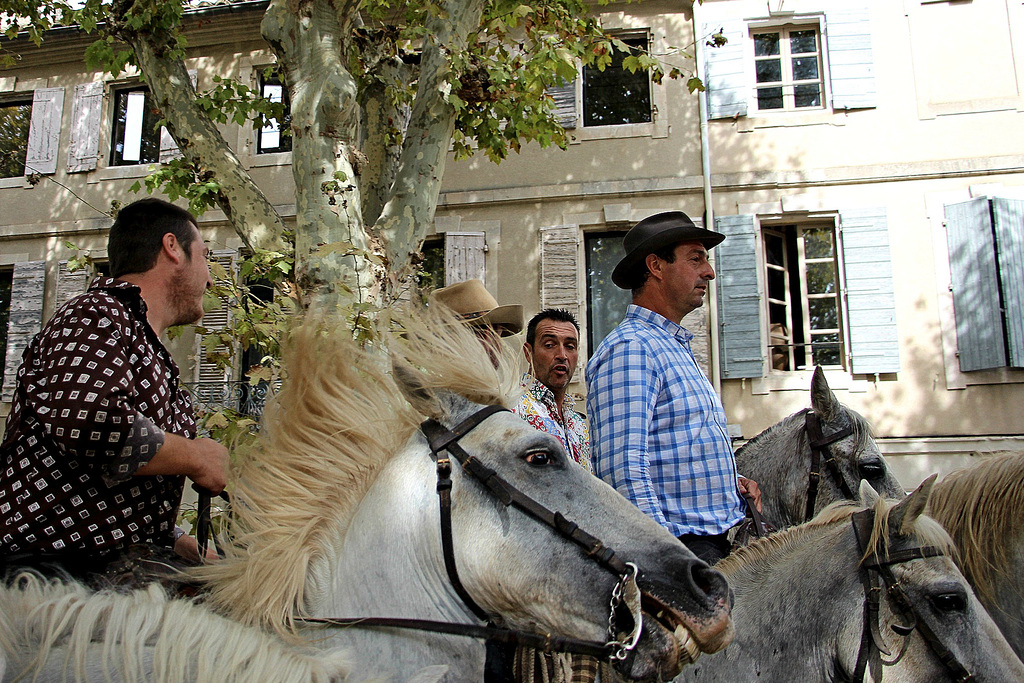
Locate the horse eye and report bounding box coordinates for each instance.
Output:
[523,450,552,467]
[928,592,967,613]
[859,461,885,479]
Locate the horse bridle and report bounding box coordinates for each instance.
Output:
[298,404,645,661]
[848,508,973,682]
[803,409,857,522]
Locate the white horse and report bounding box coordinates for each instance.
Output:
[1,309,734,682]
[929,452,1024,661]
[679,477,1024,681]
[734,367,906,530]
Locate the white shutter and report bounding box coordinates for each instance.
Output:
[2,261,46,401]
[703,21,748,119]
[66,82,103,173]
[444,232,486,284]
[539,225,581,322]
[992,198,1024,368]
[193,250,236,388]
[715,215,764,378]
[159,70,198,164]
[547,80,577,129]
[54,260,90,310]
[826,5,877,110]
[25,87,64,176]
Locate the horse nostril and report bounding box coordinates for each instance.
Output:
[689,562,729,601]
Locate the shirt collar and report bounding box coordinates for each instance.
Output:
[521,373,577,413]
[89,276,148,316]
[625,304,693,343]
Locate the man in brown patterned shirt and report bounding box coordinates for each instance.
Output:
[0,198,228,570]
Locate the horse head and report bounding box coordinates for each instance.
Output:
[389,358,735,681]
[735,366,905,529]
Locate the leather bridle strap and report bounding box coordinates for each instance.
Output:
[804,410,856,522]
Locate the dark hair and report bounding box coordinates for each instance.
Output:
[629,243,678,296]
[107,198,198,277]
[526,308,580,346]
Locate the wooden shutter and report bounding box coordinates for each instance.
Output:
[540,225,581,322]
[159,70,198,164]
[2,261,46,401]
[944,198,1005,372]
[66,82,103,173]
[992,198,1024,368]
[25,87,64,176]
[54,260,90,310]
[193,250,236,388]
[547,80,577,129]
[840,208,900,374]
[715,214,763,378]
[825,5,877,110]
[703,21,748,119]
[444,232,486,284]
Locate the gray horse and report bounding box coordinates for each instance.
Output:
[734,367,905,530]
[680,477,1024,681]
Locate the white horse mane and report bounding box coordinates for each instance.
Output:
[195,307,521,635]
[718,497,954,577]
[0,573,348,683]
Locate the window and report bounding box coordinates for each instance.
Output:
[0,269,12,379]
[0,99,32,177]
[583,34,652,127]
[763,225,843,371]
[585,232,630,351]
[110,86,161,166]
[417,238,446,294]
[256,71,292,154]
[943,197,1024,372]
[752,26,824,112]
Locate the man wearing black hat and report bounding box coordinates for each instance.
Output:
[585,211,760,564]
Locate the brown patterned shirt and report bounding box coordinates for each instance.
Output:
[0,277,196,555]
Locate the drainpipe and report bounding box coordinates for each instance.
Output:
[693,5,722,394]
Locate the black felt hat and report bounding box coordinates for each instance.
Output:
[611,211,726,289]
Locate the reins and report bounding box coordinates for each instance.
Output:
[848,508,974,682]
[803,410,856,522]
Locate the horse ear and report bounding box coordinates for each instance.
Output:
[392,355,444,419]
[889,474,935,536]
[858,478,880,507]
[810,366,842,422]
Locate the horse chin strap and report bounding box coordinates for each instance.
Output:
[803,410,856,523]
[848,509,974,683]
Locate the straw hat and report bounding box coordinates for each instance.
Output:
[428,279,524,336]
[612,211,727,289]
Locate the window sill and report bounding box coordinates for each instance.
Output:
[0,176,33,189]
[247,151,293,169]
[570,118,668,142]
[734,108,847,132]
[749,368,870,395]
[90,164,159,183]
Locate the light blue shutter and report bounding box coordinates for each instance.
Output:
[66,82,103,173]
[2,261,46,402]
[25,88,64,176]
[840,208,900,374]
[944,198,1005,371]
[715,214,763,378]
[992,198,1024,368]
[547,81,577,129]
[825,6,876,110]
[703,21,748,119]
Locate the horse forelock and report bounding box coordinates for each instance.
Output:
[928,453,1024,604]
[194,308,520,635]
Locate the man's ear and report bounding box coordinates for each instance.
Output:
[162,233,185,265]
[644,253,663,281]
[523,342,533,364]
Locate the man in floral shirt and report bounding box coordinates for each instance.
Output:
[514,309,591,472]
[0,198,228,572]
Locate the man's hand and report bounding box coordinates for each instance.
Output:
[738,476,762,512]
[136,433,229,494]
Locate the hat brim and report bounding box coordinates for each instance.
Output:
[611,228,726,289]
[462,304,524,336]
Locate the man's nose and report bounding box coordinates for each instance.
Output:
[704,262,716,280]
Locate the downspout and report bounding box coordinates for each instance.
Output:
[693,5,722,394]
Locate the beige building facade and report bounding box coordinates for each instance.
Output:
[2,0,1022,485]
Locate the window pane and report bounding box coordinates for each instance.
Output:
[811,333,841,366]
[0,102,32,178]
[807,296,838,330]
[111,88,161,166]
[754,33,780,57]
[794,84,822,108]
[257,71,292,154]
[586,233,631,350]
[803,228,834,258]
[765,233,786,266]
[792,56,819,81]
[122,91,146,162]
[767,268,787,301]
[756,59,782,84]
[583,36,652,127]
[790,30,818,54]
[757,87,784,110]
[805,262,836,294]
[416,240,445,294]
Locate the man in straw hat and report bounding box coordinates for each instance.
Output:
[586,211,761,565]
[428,279,523,364]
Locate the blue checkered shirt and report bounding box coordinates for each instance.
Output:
[586,305,744,537]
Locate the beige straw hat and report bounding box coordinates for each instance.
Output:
[428,279,524,336]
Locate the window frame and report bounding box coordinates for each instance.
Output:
[0,95,34,180]
[748,20,829,114]
[255,69,292,155]
[109,84,162,167]
[582,31,654,128]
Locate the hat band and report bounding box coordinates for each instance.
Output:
[455,311,489,323]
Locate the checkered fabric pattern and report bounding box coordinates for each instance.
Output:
[0,277,196,554]
[513,374,592,472]
[586,304,743,538]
